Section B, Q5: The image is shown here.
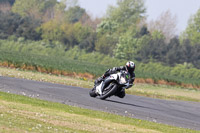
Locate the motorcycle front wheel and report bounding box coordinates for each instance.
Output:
[89,88,97,97]
[99,83,117,100]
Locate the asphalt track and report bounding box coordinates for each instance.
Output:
[0,76,200,131]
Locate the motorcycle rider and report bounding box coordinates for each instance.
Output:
[94,61,135,98]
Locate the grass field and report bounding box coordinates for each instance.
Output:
[0,50,200,87]
[1,67,200,102]
[0,91,198,133]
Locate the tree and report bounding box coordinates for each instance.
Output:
[0,0,15,5]
[65,6,86,23]
[0,11,19,39]
[97,20,119,35]
[38,20,65,43]
[64,0,78,9]
[0,0,15,12]
[61,22,91,47]
[190,44,200,68]
[79,33,96,52]
[106,0,146,29]
[72,22,92,45]
[0,11,41,40]
[12,0,57,20]
[137,37,167,63]
[114,25,151,60]
[80,13,101,30]
[95,34,118,55]
[52,0,66,22]
[95,20,119,55]
[148,10,177,43]
[16,16,41,40]
[96,0,147,56]
[39,19,92,48]
[165,37,182,65]
[181,9,200,45]
[151,30,165,40]
[179,39,193,64]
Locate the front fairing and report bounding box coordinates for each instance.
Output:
[102,74,118,89]
[95,75,118,96]
[118,71,130,85]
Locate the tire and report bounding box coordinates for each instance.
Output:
[116,90,125,98]
[89,88,97,97]
[99,83,117,100]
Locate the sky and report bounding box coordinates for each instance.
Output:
[78,0,200,34]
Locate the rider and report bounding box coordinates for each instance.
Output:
[94,61,136,98]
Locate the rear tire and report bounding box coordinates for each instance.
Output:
[116,90,125,98]
[99,83,117,100]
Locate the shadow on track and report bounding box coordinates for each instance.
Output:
[105,99,164,112]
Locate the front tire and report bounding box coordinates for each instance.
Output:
[99,83,117,100]
[89,88,97,97]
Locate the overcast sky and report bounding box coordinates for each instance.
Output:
[78,0,200,34]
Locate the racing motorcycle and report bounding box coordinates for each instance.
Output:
[89,70,132,100]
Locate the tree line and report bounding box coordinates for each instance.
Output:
[0,0,200,69]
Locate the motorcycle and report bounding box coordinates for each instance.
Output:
[89,70,132,100]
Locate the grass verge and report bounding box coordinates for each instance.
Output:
[0,91,199,133]
[1,67,200,102]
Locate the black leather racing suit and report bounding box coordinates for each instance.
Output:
[95,66,135,98]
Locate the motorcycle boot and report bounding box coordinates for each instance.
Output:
[94,76,105,86]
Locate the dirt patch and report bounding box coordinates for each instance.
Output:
[0,61,9,67]
[36,66,48,73]
[51,69,61,75]
[181,83,200,90]
[156,80,177,86]
[77,73,94,79]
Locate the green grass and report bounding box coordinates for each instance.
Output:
[0,91,199,133]
[0,50,108,76]
[127,84,200,102]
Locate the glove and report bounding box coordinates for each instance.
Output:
[126,83,133,89]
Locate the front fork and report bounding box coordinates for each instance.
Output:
[95,82,103,95]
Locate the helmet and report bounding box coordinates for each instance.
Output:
[126,61,135,73]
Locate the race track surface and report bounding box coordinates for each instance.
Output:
[0,76,200,130]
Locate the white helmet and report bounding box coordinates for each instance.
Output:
[126,61,135,73]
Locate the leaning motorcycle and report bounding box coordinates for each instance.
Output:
[89,70,132,100]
